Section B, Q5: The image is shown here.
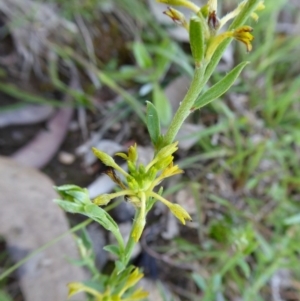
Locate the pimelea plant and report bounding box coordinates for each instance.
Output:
[54,0,265,299]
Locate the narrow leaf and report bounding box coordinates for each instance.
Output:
[83,204,124,250]
[284,214,300,225]
[66,190,90,204]
[152,83,172,126]
[203,38,231,86]
[115,260,126,274]
[54,199,84,214]
[132,41,153,69]
[146,101,161,145]
[192,61,249,110]
[103,245,120,257]
[84,204,118,232]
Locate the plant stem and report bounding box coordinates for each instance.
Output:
[108,211,140,286]
[124,193,146,265]
[164,66,205,145]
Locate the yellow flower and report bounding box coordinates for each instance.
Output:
[206,25,254,60]
[150,191,192,224]
[232,26,254,52]
[92,141,190,242]
[68,269,148,301]
[117,268,149,301]
[163,7,188,29]
[68,282,103,299]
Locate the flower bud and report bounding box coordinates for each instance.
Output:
[169,203,192,224]
[156,141,178,161]
[164,7,188,29]
[189,16,205,67]
[132,215,146,242]
[92,147,116,167]
[93,194,112,206]
[128,143,138,163]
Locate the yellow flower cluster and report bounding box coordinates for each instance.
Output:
[92,142,192,242]
[157,0,265,61]
[68,268,148,301]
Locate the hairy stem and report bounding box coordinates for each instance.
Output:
[163,66,205,145]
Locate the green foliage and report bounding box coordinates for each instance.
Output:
[192,61,249,110]
[3,0,300,299]
[146,101,162,147]
[0,290,12,301]
[51,0,271,299]
[152,83,172,127]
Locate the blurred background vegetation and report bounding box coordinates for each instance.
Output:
[0,0,300,300]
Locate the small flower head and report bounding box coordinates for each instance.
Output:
[119,268,149,300]
[68,282,102,299]
[92,142,190,243]
[169,203,192,224]
[208,10,220,31]
[159,0,264,65]
[124,268,144,289]
[92,147,129,177]
[156,141,178,161]
[68,269,148,301]
[164,7,188,29]
[233,26,254,52]
[93,194,112,206]
[150,191,192,225]
[161,161,183,179]
[131,214,146,242]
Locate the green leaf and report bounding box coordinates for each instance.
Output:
[66,189,90,204]
[238,259,251,279]
[284,213,300,225]
[145,196,157,213]
[83,204,125,250]
[115,260,126,274]
[0,290,12,301]
[84,204,119,232]
[77,228,95,259]
[0,82,63,107]
[152,83,172,127]
[192,61,249,110]
[54,199,84,213]
[103,244,120,257]
[132,41,153,69]
[55,184,82,191]
[151,40,174,80]
[192,273,207,290]
[54,185,90,204]
[203,38,232,86]
[146,101,161,145]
